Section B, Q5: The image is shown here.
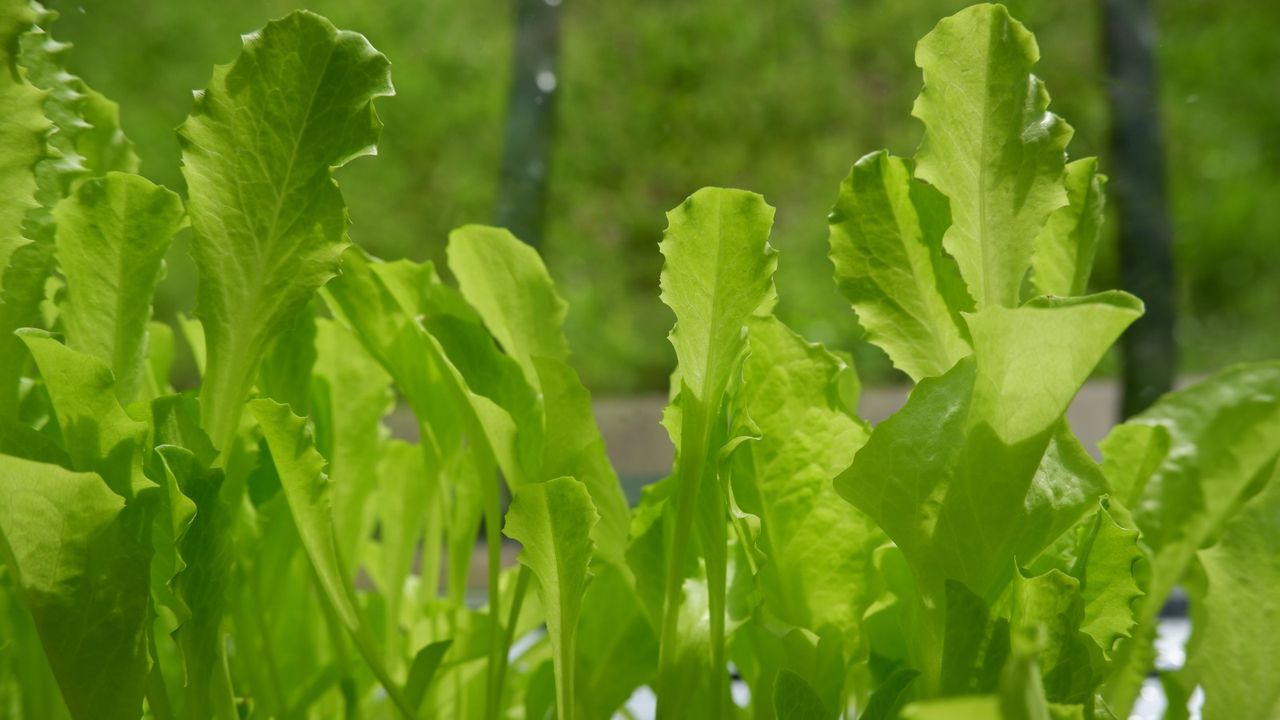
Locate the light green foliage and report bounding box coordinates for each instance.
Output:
[311,317,391,571]
[828,151,971,381]
[19,329,152,499]
[181,11,392,454]
[1030,159,1106,299]
[1,0,134,414]
[0,455,152,720]
[0,0,46,296]
[250,398,358,628]
[503,477,599,720]
[1099,361,1280,716]
[732,315,882,647]
[912,3,1073,308]
[448,225,630,565]
[54,172,183,403]
[1184,465,1280,720]
[836,294,1139,603]
[0,5,1276,720]
[655,186,777,715]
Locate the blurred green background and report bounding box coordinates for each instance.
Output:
[54,0,1280,393]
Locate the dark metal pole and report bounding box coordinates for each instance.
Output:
[1101,0,1177,418]
[494,0,561,248]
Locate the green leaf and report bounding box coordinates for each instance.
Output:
[76,87,139,176]
[1110,362,1280,605]
[404,640,453,712]
[257,306,317,414]
[1184,465,1280,720]
[533,356,630,566]
[0,4,55,414]
[249,397,358,629]
[53,172,183,403]
[774,669,833,720]
[836,293,1141,602]
[448,225,631,567]
[447,225,570,371]
[0,0,47,298]
[503,476,599,720]
[1102,363,1280,714]
[310,317,392,571]
[859,668,920,720]
[1070,507,1143,662]
[574,563,657,718]
[828,150,972,380]
[248,397,417,718]
[1029,159,1106,298]
[656,187,777,714]
[732,315,883,647]
[661,188,777,404]
[374,439,429,661]
[0,455,152,720]
[18,329,151,499]
[180,11,392,454]
[147,319,176,396]
[154,445,234,718]
[941,580,1009,697]
[912,3,1073,308]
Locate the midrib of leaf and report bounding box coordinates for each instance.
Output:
[976,17,995,308]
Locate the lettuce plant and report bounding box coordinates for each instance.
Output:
[0,2,1276,719]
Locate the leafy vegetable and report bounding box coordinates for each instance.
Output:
[0,4,1275,720]
[180,11,392,455]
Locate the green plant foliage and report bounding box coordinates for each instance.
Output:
[0,4,1275,720]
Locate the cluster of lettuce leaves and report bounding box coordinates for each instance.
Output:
[0,2,1276,719]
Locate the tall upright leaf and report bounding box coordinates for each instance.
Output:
[503,477,599,720]
[0,455,152,720]
[448,225,630,566]
[54,173,183,403]
[912,3,1073,308]
[828,151,972,381]
[180,11,392,454]
[656,187,777,716]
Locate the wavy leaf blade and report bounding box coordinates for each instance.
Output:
[734,315,883,646]
[828,151,971,380]
[54,173,183,403]
[1030,158,1106,298]
[656,187,777,715]
[912,3,1073,308]
[837,293,1140,598]
[181,11,392,453]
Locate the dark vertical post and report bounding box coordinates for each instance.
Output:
[495,0,562,248]
[1101,0,1177,417]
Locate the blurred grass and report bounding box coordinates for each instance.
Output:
[54,0,1280,392]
